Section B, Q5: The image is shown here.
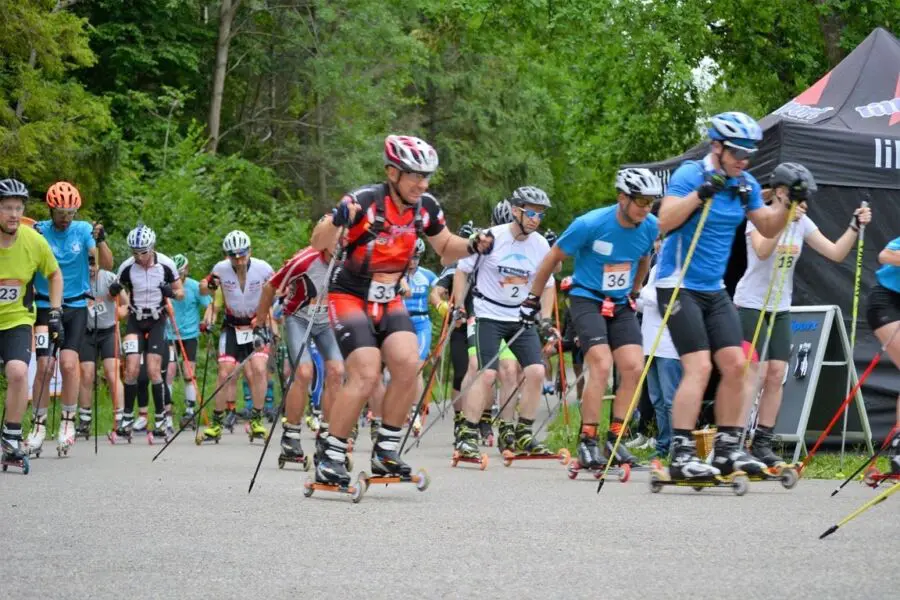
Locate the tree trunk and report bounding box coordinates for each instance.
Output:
[316,98,328,211]
[207,0,242,154]
[815,0,845,68]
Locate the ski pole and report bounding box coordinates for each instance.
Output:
[195,300,216,428]
[552,291,571,447]
[830,424,899,497]
[31,338,58,437]
[738,202,798,448]
[597,199,713,492]
[165,300,205,427]
[93,308,99,455]
[535,369,588,438]
[248,232,344,493]
[799,323,900,473]
[111,295,121,432]
[819,479,900,539]
[840,199,868,471]
[151,352,254,462]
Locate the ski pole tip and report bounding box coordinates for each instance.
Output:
[819,525,838,540]
[595,478,606,494]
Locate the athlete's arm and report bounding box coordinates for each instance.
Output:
[748,229,780,260]
[805,207,870,263]
[451,268,468,310]
[116,289,130,320]
[310,214,346,252]
[430,283,448,306]
[632,255,651,296]
[747,200,791,238]
[529,245,567,298]
[268,308,280,338]
[97,241,113,271]
[171,277,185,301]
[658,193,703,233]
[255,282,277,327]
[47,268,63,310]
[539,283,555,320]
[880,247,900,266]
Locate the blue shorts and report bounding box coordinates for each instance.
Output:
[413,318,432,361]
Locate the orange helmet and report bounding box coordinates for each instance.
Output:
[560,276,573,293]
[46,181,81,209]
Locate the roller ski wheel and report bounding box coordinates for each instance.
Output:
[501,447,570,468]
[302,474,365,503]
[359,468,431,492]
[861,466,899,489]
[278,454,311,471]
[648,467,749,496]
[1,455,30,475]
[482,433,494,448]
[567,460,630,483]
[76,424,91,442]
[450,450,488,470]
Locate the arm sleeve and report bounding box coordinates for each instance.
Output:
[457,254,477,274]
[888,238,900,252]
[665,162,703,198]
[556,217,590,257]
[37,237,59,278]
[802,215,819,239]
[745,179,763,212]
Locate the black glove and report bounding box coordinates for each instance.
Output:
[206,274,219,291]
[93,222,106,243]
[108,281,123,297]
[538,318,559,343]
[159,282,175,299]
[253,326,271,350]
[331,198,357,227]
[451,306,467,324]
[519,293,541,326]
[467,230,495,256]
[47,308,65,349]
[696,173,727,200]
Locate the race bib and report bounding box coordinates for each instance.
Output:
[35,332,49,350]
[502,283,524,303]
[122,338,139,354]
[235,327,254,346]
[0,280,21,304]
[602,263,631,292]
[89,302,107,318]
[368,281,397,304]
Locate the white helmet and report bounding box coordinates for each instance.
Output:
[222,230,251,255]
[384,135,439,174]
[510,186,551,208]
[127,224,156,250]
[492,199,514,226]
[615,168,663,198]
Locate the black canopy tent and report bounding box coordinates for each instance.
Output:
[628,27,900,441]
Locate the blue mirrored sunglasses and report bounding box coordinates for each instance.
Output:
[522,209,545,219]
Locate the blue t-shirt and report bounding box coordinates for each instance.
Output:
[557,205,658,303]
[34,220,95,308]
[876,238,900,294]
[405,267,437,320]
[166,278,211,340]
[656,156,763,292]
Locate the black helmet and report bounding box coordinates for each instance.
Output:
[770,163,816,201]
[543,229,558,246]
[0,178,29,200]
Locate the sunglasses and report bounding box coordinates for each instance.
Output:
[52,208,78,217]
[132,249,151,257]
[227,250,250,258]
[723,141,757,161]
[521,209,545,220]
[402,171,431,183]
[630,195,656,208]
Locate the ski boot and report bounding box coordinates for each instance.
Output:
[148,413,170,445]
[711,429,767,476]
[304,436,364,503]
[307,409,322,433]
[749,427,799,489]
[369,418,382,445]
[542,381,556,396]
[348,421,359,452]
[569,433,629,482]
[109,416,134,444]
[278,422,310,470]
[452,412,465,444]
[57,413,76,457]
[196,413,223,445]
[478,412,494,447]
[364,428,429,492]
[604,438,640,467]
[1,433,30,474]
[180,403,197,430]
[451,424,488,470]
[222,409,238,433]
[25,419,47,458]
[246,408,268,443]
[649,435,747,495]
[497,420,516,454]
[863,433,900,488]
[133,413,148,433]
[502,422,570,467]
[264,381,276,422]
[75,408,92,441]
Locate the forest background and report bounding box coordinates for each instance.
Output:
[2,0,895,271]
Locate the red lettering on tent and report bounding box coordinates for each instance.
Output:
[795,72,831,105]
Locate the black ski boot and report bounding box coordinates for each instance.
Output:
[371,428,412,477]
[604,437,638,466]
[498,420,516,453]
[669,435,721,480]
[711,429,766,476]
[577,433,605,469]
[750,427,786,468]
[478,411,494,446]
[315,436,351,486]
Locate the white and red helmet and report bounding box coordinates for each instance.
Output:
[384,135,439,175]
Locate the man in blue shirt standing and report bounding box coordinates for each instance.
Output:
[526,168,660,470]
[29,181,113,458]
[165,254,212,428]
[656,112,791,480]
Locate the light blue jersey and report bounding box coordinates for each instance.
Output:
[405,267,437,320]
[877,238,900,294]
[34,220,95,308]
[656,155,763,292]
[557,205,657,303]
[166,278,211,340]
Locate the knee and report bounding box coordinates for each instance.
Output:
[683,355,713,382]
[764,362,786,389]
[523,363,545,383]
[618,356,643,382]
[480,369,498,388]
[325,361,344,384]
[60,356,79,375]
[585,348,612,376]
[80,366,94,383]
[297,363,314,384]
[390,355,420,382]
[5,362,27,387]
[717,350,746,382]
[497,361,517,383]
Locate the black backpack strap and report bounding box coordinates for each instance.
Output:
[341,185,387,270]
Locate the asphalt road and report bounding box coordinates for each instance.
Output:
[1,409,898,600]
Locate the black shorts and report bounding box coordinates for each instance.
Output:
[866,284,900,331]
[568,296,642,352]
[167,338,199,363]
[124,313,168,357]
[36,306,87,356]
[737,307,791,362]
[328,292,416,359]
[450,325,469,391]
[656,288,742,356]
[0,324,33,365]
[218,325,269,364]
[474,318,542,369]
[80,326,119,363]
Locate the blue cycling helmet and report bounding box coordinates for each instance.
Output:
[708,112,763,150]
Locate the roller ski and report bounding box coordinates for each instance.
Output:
[133,414,148,434]
[278,422,310,471]
[648,436,748,495]
[245,409,268,443]
[25,420,46,458]
[305,409,321,433]
[304,437,365,503]
[501,423,570,467]
[1,434,30,474]
[568,434,630,482]
[147,414,173,445]
[746,428,799,489]
[223,409,238,433]
[108,416,133,445]
[862,437,900,489]
[364,427,429,492]
[76,409,92,441]
[180,404,197,431]
[451,425,488,470]
[56,413,76,458]
[195,413,223,445]
[478,412,494,447]
[604,438,641,468]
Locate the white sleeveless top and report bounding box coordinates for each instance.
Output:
[212,258,274,319]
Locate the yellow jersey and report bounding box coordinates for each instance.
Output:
[0,225,59,330]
